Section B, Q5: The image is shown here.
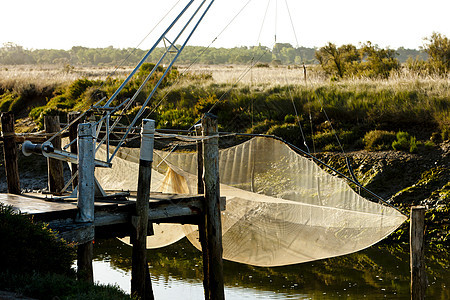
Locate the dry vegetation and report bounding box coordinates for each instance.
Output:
[0,65,132,90]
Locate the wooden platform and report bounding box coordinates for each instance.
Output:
[0,192,223,244]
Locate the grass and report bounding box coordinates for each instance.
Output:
[0,64,449,149]
[0,203,130,299]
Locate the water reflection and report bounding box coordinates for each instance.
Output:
[92,238,450,299]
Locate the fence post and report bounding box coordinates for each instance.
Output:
[44,115,64,194]
[76,123,95,283]
[202,113,224,300]
[131,119,155,300]
[1,112,20,194]
[410,206,426,300]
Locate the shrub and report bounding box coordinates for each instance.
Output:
[284,114,297,124]
[363,130,396,151]
[247,120,277,134]
[66,78,94,100]
[0,92,17,112]
[0,272,130,300]
[392,131,418,153]
[0,203,75,275]
[266,124,304,146]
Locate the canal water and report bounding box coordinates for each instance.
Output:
[92,237,450,299]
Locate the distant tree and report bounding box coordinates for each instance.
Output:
[315,42,359,78]
[423,32,450,75]
[0,43,35,64]
[358,42,400,79]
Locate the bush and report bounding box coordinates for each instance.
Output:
[0,203,75,275]
[267,124,304,146]
[0,92,17,112]
[0,272,130,300]
[363,130,396,151]
[392,131,418,153]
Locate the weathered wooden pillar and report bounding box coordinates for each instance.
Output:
[201,113,224,300]
[131,119,155,300]
[1,112,20,194]
[196,124,210,299]
[68,111,81,189]
[410,206,426,300]
[76,123,95,283]
[44,115,64,194]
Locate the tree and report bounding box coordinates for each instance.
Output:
[359,42,400,79]
[423,32,450,75]
[315,42,359,78]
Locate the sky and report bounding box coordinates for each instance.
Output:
[1,0,449,50]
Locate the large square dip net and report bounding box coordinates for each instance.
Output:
[96,135,406,267]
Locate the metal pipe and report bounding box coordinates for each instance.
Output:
[110,0,216,162]
[104,0,195,107]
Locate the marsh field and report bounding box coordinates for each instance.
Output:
[0,63,449,298]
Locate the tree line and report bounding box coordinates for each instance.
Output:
[315,32,449,79]
[0,41,429,67]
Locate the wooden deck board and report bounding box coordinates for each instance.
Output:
[0,192,224,243]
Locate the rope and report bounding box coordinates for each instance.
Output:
[284,0,300,48]
[256,0,272,44]
[284,73,310,152]
[274,0,278,43]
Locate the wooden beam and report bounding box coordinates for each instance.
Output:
[68,111,81,189]
[410,206,427,300]
[202,113,224,300]
[1,112,20,194]
[44,115,64,194]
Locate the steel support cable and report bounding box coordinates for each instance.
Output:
[256,0,272,44]
[284,0,300,48]
[274,0,278,43]
[198,43,275,129]
[284,73,310,153]
[313,90,361,185]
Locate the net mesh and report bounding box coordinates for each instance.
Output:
[95,136,406,267]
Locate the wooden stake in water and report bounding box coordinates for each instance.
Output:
[76,122,96,283]
[202,113,224,300]
[131,119,155,300]
[410,206,426,300]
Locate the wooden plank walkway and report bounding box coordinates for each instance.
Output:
[0,192,217,244]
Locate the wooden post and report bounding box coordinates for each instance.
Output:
[196,124,210,299]
[44,115,64,194]
[410,206,426,300]
[76,123,95,283]
[201,113,224,300]
[68,111,81,189]
[1,112,20,194]
[131,119,155,300]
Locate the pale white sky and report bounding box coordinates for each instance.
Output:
[1,0,449,50]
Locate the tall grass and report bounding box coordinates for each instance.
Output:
[1,64,448,147]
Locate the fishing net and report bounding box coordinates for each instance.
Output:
[95,136,406,267]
